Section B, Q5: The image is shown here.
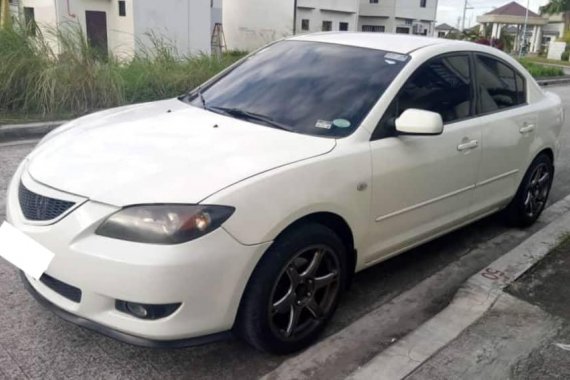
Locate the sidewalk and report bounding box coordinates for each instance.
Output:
[408,239,570,379]
[348,209,570,380]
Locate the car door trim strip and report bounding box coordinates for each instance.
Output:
[475,169,519,187]
[375,169,520,223]
[375,184,475,223]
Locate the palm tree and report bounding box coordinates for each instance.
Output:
[541,0,570,32]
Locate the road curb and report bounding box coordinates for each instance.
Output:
[0,121,66,142]
[347,197,570,380]
[537,77,570,86]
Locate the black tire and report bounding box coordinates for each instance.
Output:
[504,154,554,227]
[234,223,348,354]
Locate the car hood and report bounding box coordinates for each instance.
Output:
[27,99,336,206]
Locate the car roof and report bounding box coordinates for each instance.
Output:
[289,32,474,54]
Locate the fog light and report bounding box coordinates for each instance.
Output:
[116,300,181,320]
[126,302,149,318]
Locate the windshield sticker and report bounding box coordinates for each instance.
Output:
[385,53,408,62]
[315,120,332,129]
[332,119,351,128]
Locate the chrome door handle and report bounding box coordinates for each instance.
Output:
[457,140,479,151]
[520,124,535,134]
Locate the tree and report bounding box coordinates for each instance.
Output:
[540,0,570,32]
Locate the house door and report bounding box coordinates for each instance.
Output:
[85,11,108,57]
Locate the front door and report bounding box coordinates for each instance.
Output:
[363,54,481,264]
[85,11,108,58]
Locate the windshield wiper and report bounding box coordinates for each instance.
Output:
[209,106,294,132]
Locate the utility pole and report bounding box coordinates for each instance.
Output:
[461,0,474,31]
[293,0,298,35]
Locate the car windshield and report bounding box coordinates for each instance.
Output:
[183,40,409,138]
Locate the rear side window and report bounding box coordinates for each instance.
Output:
[475,55,526,114]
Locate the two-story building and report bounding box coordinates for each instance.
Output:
[295,0,438,35]
[13,0,214,59]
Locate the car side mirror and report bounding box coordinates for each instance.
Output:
[395,109,443,136]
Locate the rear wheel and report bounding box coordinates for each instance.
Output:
[235,223,347,354]
[504,154,554,227]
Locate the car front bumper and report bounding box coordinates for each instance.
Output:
[6,161,271,345]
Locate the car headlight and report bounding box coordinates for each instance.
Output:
[95,205,235,244]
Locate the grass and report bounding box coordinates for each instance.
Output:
[0,23,246,123]
[518,58,565,78]
[522,56,570,68]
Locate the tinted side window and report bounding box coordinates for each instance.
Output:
[516,73,526,104]
[396,55,472,124]
[372,55,472,139]
[475,55,524,113]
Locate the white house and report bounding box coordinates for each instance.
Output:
[225,0,438,51]
[358,0,437,35]
[15,0,214,59]
[296,0,360,33]
[297,0,438,35]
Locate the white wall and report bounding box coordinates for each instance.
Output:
[547,40,567,60]
[21,0,135,59]
[133,0,211,56]
[57,0,135,59]
[297,6,358,33]
[224,0,294,51]
[394,0,437,22]
[357,16,391,32]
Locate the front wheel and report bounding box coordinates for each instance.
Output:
[235,223,347,354]
[504,154,554,227]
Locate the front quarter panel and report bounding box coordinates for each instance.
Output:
[203,141,372,268]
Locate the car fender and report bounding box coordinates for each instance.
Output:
[202,142,372,267]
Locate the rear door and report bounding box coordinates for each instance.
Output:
[472,54,534,212]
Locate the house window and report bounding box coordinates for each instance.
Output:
[339,22,349,31]
[370,0,379,3]
[118,1,126,17]
[420,0,427,7]
[396,27,410,34]
[362,25,385,32]
[301,19,310,31]
[322,21,332,31]
[404,19,413,26]
[438,31,446,38]
[23,7,36,36]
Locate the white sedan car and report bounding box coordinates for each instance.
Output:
[4,33,563,354]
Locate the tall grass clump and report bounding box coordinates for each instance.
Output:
[0,23,246,120]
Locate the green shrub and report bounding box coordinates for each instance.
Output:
[563,50,570,62]
[519,59,565,77]
[0,23,246,119]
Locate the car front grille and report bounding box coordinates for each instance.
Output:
[18,183,75,221]
[39,273,82,303]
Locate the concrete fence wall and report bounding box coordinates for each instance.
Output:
[547,41,567,60]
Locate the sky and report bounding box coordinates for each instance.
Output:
[436,0,551,29]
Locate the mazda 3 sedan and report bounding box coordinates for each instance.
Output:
[3,33,563,354]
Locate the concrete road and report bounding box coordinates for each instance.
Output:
[1,86,570,379]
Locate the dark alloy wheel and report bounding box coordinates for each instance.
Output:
[505,154,554,227]
[269,245,340,341]
[235,223,347,354]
